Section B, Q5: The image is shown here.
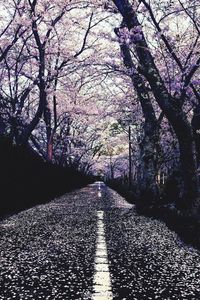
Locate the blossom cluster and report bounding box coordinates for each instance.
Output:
[118,26,143,45]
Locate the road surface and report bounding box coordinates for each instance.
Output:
[0,182,200,299]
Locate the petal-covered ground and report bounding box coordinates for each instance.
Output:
[104,188,200,300]
[1,182,200,300]
[0,185,100,300]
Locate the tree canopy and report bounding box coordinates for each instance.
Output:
[0,0,200,212]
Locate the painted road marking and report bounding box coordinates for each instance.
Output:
[92,210,113,300]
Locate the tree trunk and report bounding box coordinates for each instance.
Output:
[173,115,199,209]
[192,105,200,164]
[117,39,160,206]
[44,103,53,162]
[113,0,200,212]
[45,87,58,162]
[138,120,160,207]
[128,125,132,190]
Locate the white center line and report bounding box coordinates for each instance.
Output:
[92,210,113,300]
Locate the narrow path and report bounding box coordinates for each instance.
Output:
[1,182,200,300]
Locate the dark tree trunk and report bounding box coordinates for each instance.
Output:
[174,115,199,209]
[113,0,200,212]
[44,104,53,161]
[117,37,160,206]
[44,80,58,162]
[138,119,160,207]
[128,125,132,190]
[192,105,200,164]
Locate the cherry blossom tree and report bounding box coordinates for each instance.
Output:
[112,0,200,212]
[0,0,200,210]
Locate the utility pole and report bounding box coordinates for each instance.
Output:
[129,125,132,190]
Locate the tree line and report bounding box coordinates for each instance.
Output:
[0,0,200,215]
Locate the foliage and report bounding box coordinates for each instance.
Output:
[0,0,199,210]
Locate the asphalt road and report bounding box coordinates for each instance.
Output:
[0,182,200,299]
